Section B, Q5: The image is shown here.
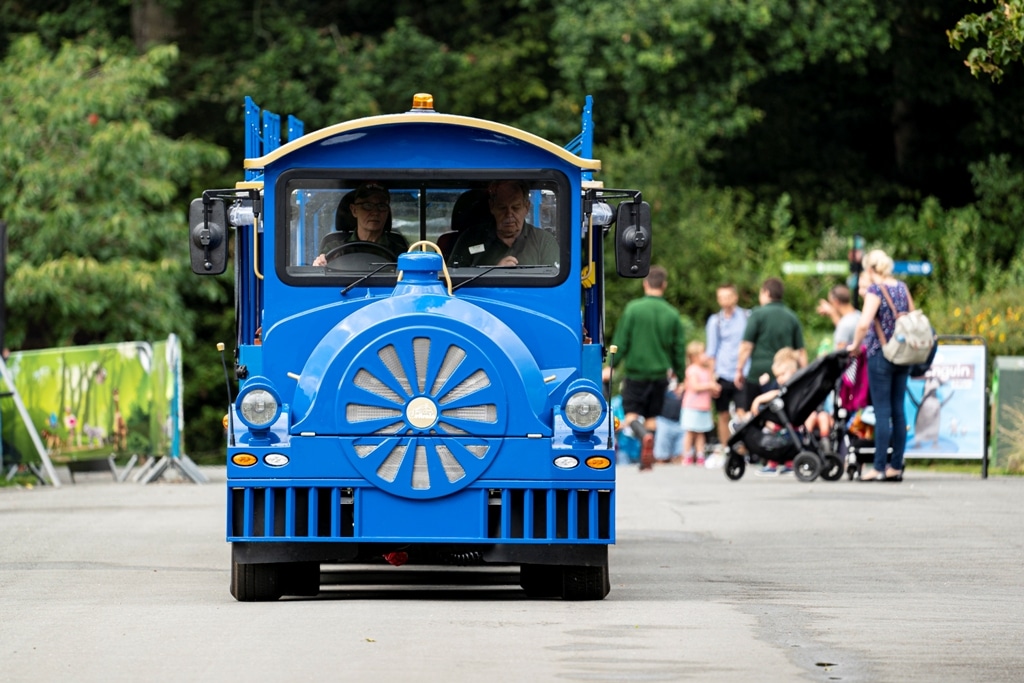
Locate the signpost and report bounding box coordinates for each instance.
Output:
[893,260,933,276]
[781,260,848,275]
[783,234,933,309]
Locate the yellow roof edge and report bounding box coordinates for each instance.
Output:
[242,113,602,172]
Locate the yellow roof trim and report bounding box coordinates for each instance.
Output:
[243,113,602,171]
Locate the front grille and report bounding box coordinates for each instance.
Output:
[229,485,614,542]
[486,488,613,541]
[230,486,355,539]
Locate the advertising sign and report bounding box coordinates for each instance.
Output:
[0,337,183,466]
[904,343,986,459]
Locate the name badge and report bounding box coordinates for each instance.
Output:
[469,244,485,255]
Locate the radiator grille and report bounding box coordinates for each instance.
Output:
[230,486,355,539]
[228,486,614,542]
[486,488,613,541]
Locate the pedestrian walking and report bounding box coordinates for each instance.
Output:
[603,265,688,470]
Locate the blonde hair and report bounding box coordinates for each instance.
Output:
[862,249,894,277]
[771,347,800,378]
[686,340,705,364]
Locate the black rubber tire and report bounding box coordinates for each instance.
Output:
[793,451,822,482]
[821,454,844,481]
[725,454,745,481]
[520,564,563,598]
[231,561,283,602]
[282,562,321,597]
[561,564,611,601]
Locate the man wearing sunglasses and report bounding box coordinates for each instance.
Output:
[312,182,409,266]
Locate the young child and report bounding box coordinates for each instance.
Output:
[653,372,685,464]
[681,341,718,465]
[749,347,835,474]
[751,348,801,475]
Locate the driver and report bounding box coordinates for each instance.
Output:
[449,180,558,267]
[312,182,409,266]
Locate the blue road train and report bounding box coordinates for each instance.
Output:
[188,93,651,601]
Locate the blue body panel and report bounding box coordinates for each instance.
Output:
[226,104,616,559]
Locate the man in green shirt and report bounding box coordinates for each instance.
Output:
[734,277,806,417]
[603,266,688,466]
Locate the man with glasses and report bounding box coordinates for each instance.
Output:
[312,182,409,266]
[449,180,558,267]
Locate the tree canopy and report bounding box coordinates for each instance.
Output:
[2,0,1024,455]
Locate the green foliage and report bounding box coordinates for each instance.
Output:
[551,0,892,150]
[949,0,1024,82]
[0,35,228,350]
[4,1,1024,457]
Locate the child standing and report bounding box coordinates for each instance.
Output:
[681,341,718,465]
[653,372,685,463]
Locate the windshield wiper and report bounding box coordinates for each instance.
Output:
[451,264,552,292]
[341,262,397,295]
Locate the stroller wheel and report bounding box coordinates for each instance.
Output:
[724,453,745,481]
[821,454,844,481]
[793,451,822,482]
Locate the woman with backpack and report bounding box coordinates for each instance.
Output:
[848,249,914,482]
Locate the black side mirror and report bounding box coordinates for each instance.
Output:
[189,197,228,275]
[614,200,652,278]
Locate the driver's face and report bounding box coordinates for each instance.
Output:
[489,183,529,246]
[350,193,390,239]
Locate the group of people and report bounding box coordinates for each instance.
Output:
[607,248,916,482]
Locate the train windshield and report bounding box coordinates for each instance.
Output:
[278,174,568,286]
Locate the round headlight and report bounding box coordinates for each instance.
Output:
[240,389,278,427]
[565,391,602,430]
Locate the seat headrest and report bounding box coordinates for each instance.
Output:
[451,188,492,232]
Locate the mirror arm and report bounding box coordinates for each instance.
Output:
[197,189,262,271]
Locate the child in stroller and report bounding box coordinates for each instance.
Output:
[724,349,850,482]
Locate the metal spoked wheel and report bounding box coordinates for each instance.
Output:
[793,451,822,482]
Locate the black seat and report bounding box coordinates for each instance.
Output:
[439,188,492,258]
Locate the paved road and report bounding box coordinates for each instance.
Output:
[2,464,1021,682]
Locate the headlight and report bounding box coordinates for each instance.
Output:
[235,378,282,430]
[564,390,603,430]
[240,389,277,426]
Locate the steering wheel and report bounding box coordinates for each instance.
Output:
[323,241,396,269]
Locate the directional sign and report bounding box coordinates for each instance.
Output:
[782,260,848,275]
[893,260,932,276]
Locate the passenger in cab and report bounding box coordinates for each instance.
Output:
[312,182,409,266]
[449,180,558,267]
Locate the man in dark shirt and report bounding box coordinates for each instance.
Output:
[449,180,558,267]
[734,277,806,416]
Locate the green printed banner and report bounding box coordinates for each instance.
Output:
[1,336,183,465]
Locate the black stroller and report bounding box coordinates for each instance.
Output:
[724,349,850,482]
